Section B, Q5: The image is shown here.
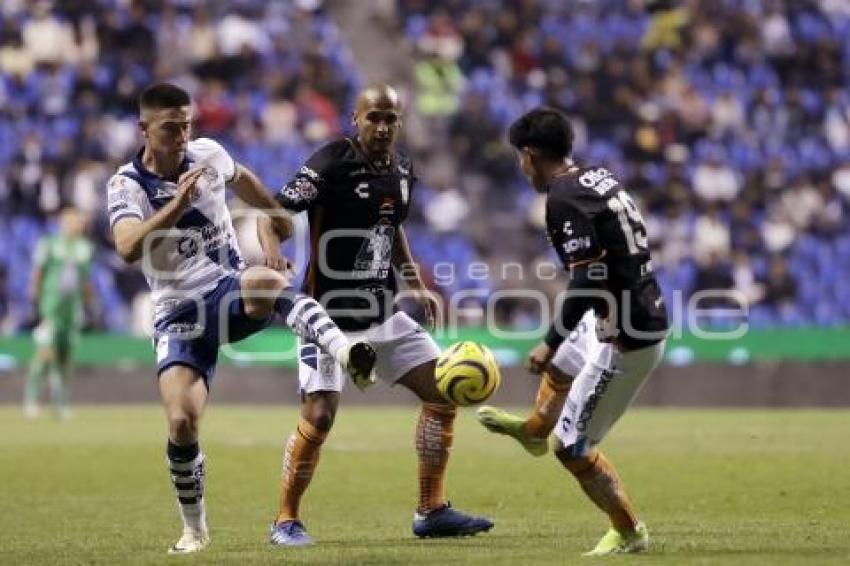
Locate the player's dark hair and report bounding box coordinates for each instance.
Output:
[508,107,574,160]
[139,83,191,111]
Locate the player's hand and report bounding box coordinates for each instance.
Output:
[175,167,205,209]
[526,342,555,375]
[263,249,294,273]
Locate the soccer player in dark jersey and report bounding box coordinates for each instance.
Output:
[477,107,669,555]
[268,85,493,546]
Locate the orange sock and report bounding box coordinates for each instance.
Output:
[416,402,456,513]
[522,370,571,439]
[564,450,638,534]
[276,418,328,523]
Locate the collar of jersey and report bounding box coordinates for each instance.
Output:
[348,136,395,174]
[132,146,195,186]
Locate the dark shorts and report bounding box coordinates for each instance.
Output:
[153,274,273,384]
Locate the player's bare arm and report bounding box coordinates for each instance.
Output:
[255,214,292,273]
[229,163,294,240]
[392,226,435,329]
[112,167,205,263]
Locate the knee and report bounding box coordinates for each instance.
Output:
[167,410,200,443]
[554,443,596,474]
[303,402,336,432]
[241,267,289,319]
[242,298,270,320]
[305,409,335,432]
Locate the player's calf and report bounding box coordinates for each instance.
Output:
[555,446,640,537]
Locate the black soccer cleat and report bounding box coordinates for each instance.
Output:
[412,503,494,538]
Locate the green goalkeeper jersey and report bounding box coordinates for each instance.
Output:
[33,235,94,325]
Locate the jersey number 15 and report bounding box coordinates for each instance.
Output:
[607,192,648,254]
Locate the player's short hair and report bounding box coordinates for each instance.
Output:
[139,83,191,111]
[508,107,574,160]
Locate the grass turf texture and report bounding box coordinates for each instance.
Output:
[1,407,848,565]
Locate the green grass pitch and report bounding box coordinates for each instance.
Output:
[1,406,849,565]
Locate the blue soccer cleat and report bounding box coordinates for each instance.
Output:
[269,519,314,546]
[412,503,494,538]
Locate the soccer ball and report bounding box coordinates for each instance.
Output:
[435,342,501,406]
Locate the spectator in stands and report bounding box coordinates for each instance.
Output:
[692,152,741,204]
[759,256,798,312]
[692,251,735,308]
[692,203,731,266]
[732,251,763,307]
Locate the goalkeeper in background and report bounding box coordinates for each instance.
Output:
[24,207,97,420]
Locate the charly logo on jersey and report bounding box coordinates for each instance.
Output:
[355,182,370,198]
[578,167,618,195]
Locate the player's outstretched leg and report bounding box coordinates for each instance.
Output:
[401,363,494,538]
[476,369,571,457]
[555,446,648,555]
[240,268,376,385]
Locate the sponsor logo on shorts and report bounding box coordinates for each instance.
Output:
[319,356,336,382]
[164,322,203,335]
[575,368,616,433]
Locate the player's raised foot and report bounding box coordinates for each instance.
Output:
[412,503,494,538]
[270,519,314,547]
[167,530,210,554]
[476,406,548,457]
[582,522,649,556]
[340,341,377,391]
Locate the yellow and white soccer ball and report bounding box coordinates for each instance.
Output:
[435,341,501,406]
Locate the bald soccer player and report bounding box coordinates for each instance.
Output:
[268,85,494,546]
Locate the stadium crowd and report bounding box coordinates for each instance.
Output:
[0,0,359,333]
[1,0,849,334]
[399,0,850,327]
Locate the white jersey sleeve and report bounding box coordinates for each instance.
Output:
[189,137,237,183]
[106,174,148,228]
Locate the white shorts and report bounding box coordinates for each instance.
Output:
[297,312,441,395]
[550,310,598,377]
[554,339,666,457]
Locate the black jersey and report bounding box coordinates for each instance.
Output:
[276,138,415,330]
[546,165,668,349]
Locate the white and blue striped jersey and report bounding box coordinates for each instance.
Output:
[106,138,244,324]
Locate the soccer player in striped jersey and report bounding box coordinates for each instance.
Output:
[477,107,669,556]
[268,85,493,546]
[107,83,375,554]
